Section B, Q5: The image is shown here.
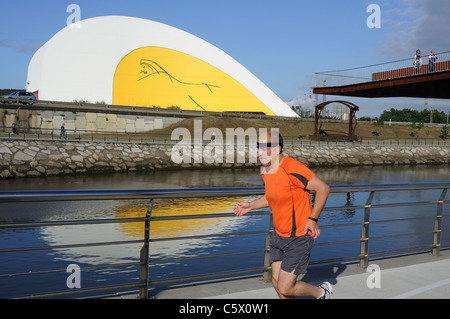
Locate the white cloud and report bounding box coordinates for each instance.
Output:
[286,94,317,112]
[0,39,42,55]
[382,0,450,58]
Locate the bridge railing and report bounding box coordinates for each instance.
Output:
[314,51,450,88]
[0,183,448,299]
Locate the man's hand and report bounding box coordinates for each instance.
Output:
[233,202,252,216]
[233,195,269,217]
[305,219,321,239]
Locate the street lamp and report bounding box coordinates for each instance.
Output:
[430,106,433,124]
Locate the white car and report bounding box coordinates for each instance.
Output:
[0,91,36,105]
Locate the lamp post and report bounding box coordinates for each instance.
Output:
[430,106,433,124]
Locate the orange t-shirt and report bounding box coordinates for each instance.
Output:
[262,157,315,237]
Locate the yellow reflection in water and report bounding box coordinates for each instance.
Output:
[114,197,247,240]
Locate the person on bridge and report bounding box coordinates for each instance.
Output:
[414,49,423,74]
[428,50,437,73]
[233,130,332,299]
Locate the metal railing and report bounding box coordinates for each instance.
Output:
[0,183,448,298]
[1,125,449,146]
[288,136,450,146]
[314,50,450,87]
[0,126,176,144]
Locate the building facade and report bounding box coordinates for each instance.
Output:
[27,16,297,117]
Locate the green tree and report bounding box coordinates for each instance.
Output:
[378,108,447,124]
[441,125,449,140]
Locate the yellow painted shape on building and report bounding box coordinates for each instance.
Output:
[113,46,275,115]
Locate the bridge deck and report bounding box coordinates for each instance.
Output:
[313,70,450,99]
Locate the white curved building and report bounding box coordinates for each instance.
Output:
[27,16,297,117]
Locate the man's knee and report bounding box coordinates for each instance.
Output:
[276,277,295,297]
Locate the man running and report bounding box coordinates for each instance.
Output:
[233,130,332,299]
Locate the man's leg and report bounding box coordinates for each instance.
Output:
[271,261,323,299]
[270,261,286,299]
[278,269,323,298]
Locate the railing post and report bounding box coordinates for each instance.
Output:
[360,191,375,268]
[139,199,153,299]
[263,214,273,283]
[433,189,447,256]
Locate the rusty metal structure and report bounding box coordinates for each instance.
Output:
[311,100,360,142]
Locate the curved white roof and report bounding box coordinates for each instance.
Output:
[27,16,297,117]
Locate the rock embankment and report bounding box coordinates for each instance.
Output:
[289,144,450,167]
[0,140,448,178]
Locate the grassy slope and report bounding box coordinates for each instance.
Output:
[152,116,445,140]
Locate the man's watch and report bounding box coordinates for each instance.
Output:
[308,217,318,223]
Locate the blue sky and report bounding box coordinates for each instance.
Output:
[1,0,449,117]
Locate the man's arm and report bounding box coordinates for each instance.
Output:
[305,176,330,239]
[233,195,269,216]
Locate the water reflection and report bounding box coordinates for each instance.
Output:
[27,194,261,267]
[0,168,265,191]
[114,196,260,259]
[115,197,246,239]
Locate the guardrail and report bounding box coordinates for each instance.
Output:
[0,183,449,298]
[0,98,291,121]
[0,98,36,105]
[1,125,176,144]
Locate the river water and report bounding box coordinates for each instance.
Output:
[0,164,449,298]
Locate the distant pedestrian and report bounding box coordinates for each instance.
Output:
[60,123,67,140]
[428,50,437,73]
[12,123,18,135]
[414,49,422,74]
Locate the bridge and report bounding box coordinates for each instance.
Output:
[313,51,450,99]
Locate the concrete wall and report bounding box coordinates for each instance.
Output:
[0,139,448,179]
[0,108,183,133]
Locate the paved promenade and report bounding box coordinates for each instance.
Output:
[146,250,450,299]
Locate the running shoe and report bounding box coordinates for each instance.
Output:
[317,281,333,299]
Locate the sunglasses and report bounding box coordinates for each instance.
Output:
[256,142,282,149]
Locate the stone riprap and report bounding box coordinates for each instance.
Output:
[288,144,450,167]
[0,140,449,178]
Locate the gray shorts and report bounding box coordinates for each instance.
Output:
[269,232,314,276]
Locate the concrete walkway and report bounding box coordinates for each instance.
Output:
[145,250,450,299]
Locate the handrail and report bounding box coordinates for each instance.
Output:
[0,183,448,202]
[0,183,449,299]
[0,187,265,202]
